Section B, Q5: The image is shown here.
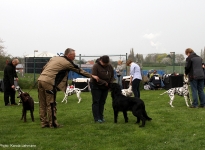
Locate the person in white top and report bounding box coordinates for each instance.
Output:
[126,59,142,98]
[116,60,124,88]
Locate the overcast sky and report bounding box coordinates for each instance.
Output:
[0,0,205,61]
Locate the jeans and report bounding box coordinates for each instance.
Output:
[132,79,141,98]
[190,79,205,107]
[117,75,123,89]
[90,83,108,121]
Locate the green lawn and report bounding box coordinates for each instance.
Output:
[1,89,205,150]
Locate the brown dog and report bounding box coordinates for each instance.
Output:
[16,86,34,122]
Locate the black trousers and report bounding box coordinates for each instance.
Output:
[90,83,108,121]
[132,78,141,98]
[4,83,16,105]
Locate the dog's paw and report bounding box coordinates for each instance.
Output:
[139,125,145,127]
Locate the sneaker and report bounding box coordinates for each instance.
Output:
[95,120,103,123]
[5,104,11,106]
[189,105,198,108]
[199,105,205,108]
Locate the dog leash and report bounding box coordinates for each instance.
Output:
[27,81,38,93]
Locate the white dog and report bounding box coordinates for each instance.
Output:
[160,75,192,107]
[62,85,89,103]
[121,85,133,97]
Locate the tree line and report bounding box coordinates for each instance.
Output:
[1,38,205,71]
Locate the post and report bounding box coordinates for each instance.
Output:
[125,53,128,75]
[34,50,38,83]
[79,54,81,68]
[170,52,175,73]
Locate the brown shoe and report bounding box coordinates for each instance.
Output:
[41,124,50,128]
[50,124,63,128]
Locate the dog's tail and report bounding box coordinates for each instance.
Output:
[160,91,168,95]
[141,103,152,121]
[78,85,88,91]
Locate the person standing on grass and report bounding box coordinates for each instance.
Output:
[185,48,205,108]
[126,59,142,98]
[38,48,99,128]
[90,55,115,123]
[3,59,19,106]
[116,60,124,89]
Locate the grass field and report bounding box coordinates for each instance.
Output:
[1,88,205,150]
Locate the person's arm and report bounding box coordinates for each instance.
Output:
[6,67,15,89]
[91,64,107,85]
[129,75,133,85]
[185,57,191,75]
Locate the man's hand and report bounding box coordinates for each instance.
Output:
[11,85,15,89]
[92,75,99,82]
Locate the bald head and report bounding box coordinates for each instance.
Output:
[12,59,19,66]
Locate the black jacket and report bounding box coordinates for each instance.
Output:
[185,52,204,81]
[3,61,18,86]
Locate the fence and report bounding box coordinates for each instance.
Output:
[68,69,165,80]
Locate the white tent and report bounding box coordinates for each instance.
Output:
[25,51,57,57]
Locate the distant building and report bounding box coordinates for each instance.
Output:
[16,64,24,73]
[24,51,56,73]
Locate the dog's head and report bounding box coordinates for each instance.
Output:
[15,86,24,94]
[127,85,132,91]
[183,75,189,84]
[15,86,20,91]
[109,83,123,99]
[19,92,32,102]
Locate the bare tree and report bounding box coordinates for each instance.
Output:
[175,54,185,64]
[128,48,136,62]
[0,39,6,56]
[144,53,157,63]
[161,57,172,65]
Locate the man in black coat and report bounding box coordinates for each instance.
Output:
[185,48,205,108]
[3,59,19,106]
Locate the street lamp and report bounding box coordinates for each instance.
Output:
[34,50,38,83]
[170,52,175,73]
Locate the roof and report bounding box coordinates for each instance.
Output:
[79,64,93,68]
[25,51,57,57]
[16,64,23,69]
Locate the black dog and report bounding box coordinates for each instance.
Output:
[110,83,152,127]
[16,86,34,122]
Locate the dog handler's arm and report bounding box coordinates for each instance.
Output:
[91,75,99,82]
[129,76,133,85]
[91,64,108,85]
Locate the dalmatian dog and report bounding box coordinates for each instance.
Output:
[121,85,133,97]
[62,84,89,103]
[160,75,192,107]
